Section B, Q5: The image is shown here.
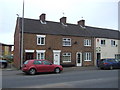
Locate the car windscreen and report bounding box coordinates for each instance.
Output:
[24,60,29,64]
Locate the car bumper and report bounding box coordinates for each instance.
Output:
[22,67,29,72]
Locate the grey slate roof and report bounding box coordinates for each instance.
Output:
[19,18,120,40]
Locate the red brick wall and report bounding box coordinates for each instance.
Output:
[14,19,21,69]
[23,33,94,66]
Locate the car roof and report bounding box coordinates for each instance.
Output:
[27,59,47,61]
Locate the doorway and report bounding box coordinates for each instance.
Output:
[76,52,82,66]
[97,53,101,60]
[26,53,34,60]
[53,50,61,65]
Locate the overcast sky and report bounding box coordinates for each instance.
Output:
[0,0,119,45]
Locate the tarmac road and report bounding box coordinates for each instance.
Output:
[1,67,119,88]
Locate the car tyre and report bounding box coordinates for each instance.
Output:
[110,66,113,70]
[29,68,36,75]
[54,68,60,73]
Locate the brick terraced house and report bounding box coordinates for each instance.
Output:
[14,13,120,69]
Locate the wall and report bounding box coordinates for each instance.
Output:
[14,18,21,69]
[23,33,94,66]
[96,38,119,59]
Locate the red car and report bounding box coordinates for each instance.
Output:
[22,59,63,75]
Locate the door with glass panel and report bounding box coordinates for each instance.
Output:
[76,52,82,66]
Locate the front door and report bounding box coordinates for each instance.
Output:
[26,53,34,60]
[97,53,101,60]
[76,52,82,66]
[53,50,61,65]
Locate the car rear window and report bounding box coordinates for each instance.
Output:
[24,60,29,64]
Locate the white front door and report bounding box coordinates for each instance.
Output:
[76,52,82,66]
[53,50,61,65]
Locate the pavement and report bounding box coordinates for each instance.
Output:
[63,66,98,72]
[1,65,98,72]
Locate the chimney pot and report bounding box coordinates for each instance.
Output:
[78,20,85,27]
[60,17,67,24]
[39,13,46,22]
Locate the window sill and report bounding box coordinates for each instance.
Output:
[84,46,91,47]
[37,44,45,46]
[62,45,72,47]
[84,60,91,61]
[63,61,71,63]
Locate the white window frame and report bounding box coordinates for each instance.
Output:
[62,53,71,62]
[37,35,46,45]
[101,40,106,46]
[111,40,116,46]
[63,38,71,46]
[36,50,46,59]
[84,39,91,46]
[84,52,92,61]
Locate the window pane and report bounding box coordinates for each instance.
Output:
[62,53,71,62]
[84,52,91,61]
[84,39,91,46]
[63,38,71,46]
[38,38,40,44]
[41,37,45,44]
[37,52,45,59]
[41,53,44,59]
[38,53,40,59]
[37,36,45,45]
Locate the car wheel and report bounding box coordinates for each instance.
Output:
[110,66,113,70]
[29,68,36,75]
[54,68,60,73]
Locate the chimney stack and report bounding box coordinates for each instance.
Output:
[39,13,46,22]
[78,20,85,27]
[60,17,67,24]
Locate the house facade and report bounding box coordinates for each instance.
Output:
[14,14,95,68]
[95,38,119,61]
[14,13,120,69]
[23,33,94,66]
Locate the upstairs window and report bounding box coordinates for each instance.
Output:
[111,40,116,46]
[63,38,71,46]
[37,35,46,45]
[101,40,106,46]
[84,39,91,46]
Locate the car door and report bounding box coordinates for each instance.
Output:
[33,60,44,72]
[42,60,54,72]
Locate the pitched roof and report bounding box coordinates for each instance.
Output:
[19,18,120,40]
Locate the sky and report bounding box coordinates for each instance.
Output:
[0,0,119,45]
